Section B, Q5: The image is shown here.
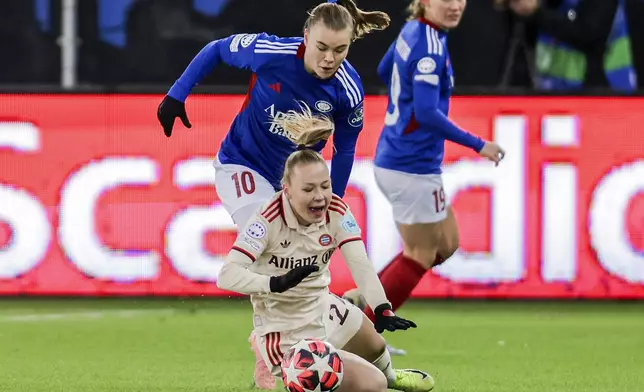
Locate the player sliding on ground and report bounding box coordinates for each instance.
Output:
[217,106,435,392]
[343,0,505,353]
[156,0,404,387]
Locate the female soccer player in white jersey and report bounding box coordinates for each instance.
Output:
[157,1,392,387]
[344,0,505,350]
[217,107,435,392]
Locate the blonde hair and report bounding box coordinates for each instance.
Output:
[305,0,391,41]
[407,0,425,20]
[270,103,334,185]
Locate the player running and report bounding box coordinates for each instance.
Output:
[157,0,388,226]
[343,0,505,351]
[217,107,435,392]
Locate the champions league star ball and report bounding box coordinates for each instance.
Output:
[281,338,344,392]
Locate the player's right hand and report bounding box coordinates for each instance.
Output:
[373,303,417,333]
[269,265,319,293]
[157,95,192,137]
[479,141,505,166]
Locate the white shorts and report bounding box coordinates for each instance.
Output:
[257,292,364,377]
[213,157,276,227]
[374,166,450,224]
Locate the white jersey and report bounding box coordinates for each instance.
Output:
[217,191,389,336]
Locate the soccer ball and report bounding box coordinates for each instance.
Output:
[281,338,344,392]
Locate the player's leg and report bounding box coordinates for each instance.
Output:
[249,332,277,389]
[333,350,388,392]
[325,294,434,392]
[213,159,276,228]
[354,169,446,320]
[213,159,277,389]
[259,328,387,392]
[255,330,292,384]
[435,206,459,266]
[345,206,458,319]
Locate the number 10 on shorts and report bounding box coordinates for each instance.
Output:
[232,171,256,198]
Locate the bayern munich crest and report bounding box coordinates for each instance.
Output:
[318,234,333,247]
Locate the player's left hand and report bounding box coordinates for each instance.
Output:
[373,303,417,333]
[479,141,506,166]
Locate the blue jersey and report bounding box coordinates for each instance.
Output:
[374,19,484,175]
[168,33,364,197]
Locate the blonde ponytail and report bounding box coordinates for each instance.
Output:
[271,103,334,185]
[272,102,334,148]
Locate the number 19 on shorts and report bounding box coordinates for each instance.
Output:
[433,187,446,213]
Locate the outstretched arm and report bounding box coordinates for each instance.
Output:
[168,33,277,102]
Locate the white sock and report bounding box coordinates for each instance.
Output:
[372,348,396,387]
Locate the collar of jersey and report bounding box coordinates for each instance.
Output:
[281,192,327,232]
[418,17,448,36]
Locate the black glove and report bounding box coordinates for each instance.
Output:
[157,95,192,137]
[373,303,417,333]
[269,265,319,293]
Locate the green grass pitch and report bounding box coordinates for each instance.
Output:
[0,298,642,392]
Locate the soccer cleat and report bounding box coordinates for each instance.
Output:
[249,332,276,390]
[343,289,408,356]
[390,369,435,392]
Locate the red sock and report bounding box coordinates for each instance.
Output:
[376,252,400,278]
[365,253,428,322]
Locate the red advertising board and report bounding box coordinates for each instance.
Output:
[0,94,642,298]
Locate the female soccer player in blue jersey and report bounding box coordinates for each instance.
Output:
[156,0,390,388]
[158,0,388,227]
[344,0,505,350]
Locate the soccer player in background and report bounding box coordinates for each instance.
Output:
[155,0,391,388]
[217,105,436,392]
[343,0,506,352]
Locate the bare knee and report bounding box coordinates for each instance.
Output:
[365,333,387,362]
[363,372,388,392]
[352,371,387,392]
[337,351,388,392]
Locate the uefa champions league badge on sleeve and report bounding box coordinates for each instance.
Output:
[246,221,267,239]
[341,212,360,233]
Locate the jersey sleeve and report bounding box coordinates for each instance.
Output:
[330,64,364,198]
[330,195,363,247]
[168,33,294,102]
[216,214,273,295]
[330,197,390,311]
[377,41,395,84]
[408,47,485,152]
